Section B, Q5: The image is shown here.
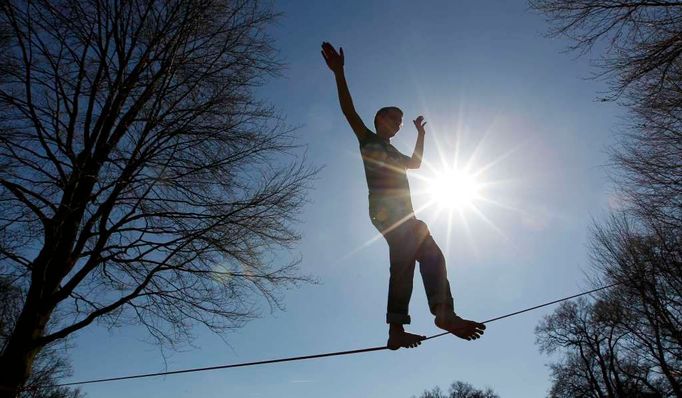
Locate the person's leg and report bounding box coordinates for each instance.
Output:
[413,221,454,314]
[382,219,426,349]
[385,245,416,324]
[413,220,486,341]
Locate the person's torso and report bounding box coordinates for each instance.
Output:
[359,130,411,193]
[358,130,415,224]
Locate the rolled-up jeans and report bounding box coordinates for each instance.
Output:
[370,199,454,324]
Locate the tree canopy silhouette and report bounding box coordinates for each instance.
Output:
[0,0,314,395]
[530,0,682,228]
[412,380,499,398]
[532,1,682,396]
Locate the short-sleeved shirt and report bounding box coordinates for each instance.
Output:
[358,129,415,228]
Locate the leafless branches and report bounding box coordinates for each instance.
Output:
[0,0,315,394]
[535,215,682,397]
[532,1,682,396]
[536,297,671,397]
[530,1,682,98]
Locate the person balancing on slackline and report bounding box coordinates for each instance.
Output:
[321,42,486,350]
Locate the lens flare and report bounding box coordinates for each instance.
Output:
[429,169,481,209]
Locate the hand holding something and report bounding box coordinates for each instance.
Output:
[413,116,427,135]
[321,41,344,74]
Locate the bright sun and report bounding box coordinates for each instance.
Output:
[428,169,481,209]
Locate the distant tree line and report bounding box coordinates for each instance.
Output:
[412,380,499,398]
[531,1,681,397]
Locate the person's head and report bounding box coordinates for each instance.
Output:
[374,106,403,139]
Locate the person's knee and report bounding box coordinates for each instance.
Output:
[416,231,444,262]
[390,261,416,273]
[414,219,430,238]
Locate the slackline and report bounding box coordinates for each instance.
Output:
[56,283,619,388]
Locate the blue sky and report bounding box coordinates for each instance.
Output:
[65,1,624,397]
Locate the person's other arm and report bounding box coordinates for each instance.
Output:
[407,116,426,169]
[321,42,368,141]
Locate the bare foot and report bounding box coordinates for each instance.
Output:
[434,312,486,341]
[387,330,426,350]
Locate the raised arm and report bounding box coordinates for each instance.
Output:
[407,116,427,169]
[321,42,368,141]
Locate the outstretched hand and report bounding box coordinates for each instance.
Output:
[321,42,344,74]
[413,116,427,135]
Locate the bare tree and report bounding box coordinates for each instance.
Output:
[1,278,82,398]
[531,2,682,395]
[590,215,681,397]
[0,0,315,395]
[529,1,682,98]
[11,341,84,398]
[412,381,499,398]
[614,84,682,230]
[536,298,668,397]
[536,214,680,397]
[529,1,682,229]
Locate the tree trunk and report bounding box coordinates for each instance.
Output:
[0,343,41,397]
[0,247,60,398]
[0,296,52,398]
[0,166,100,397]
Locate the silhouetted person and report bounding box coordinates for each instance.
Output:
[321,42,486,350]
